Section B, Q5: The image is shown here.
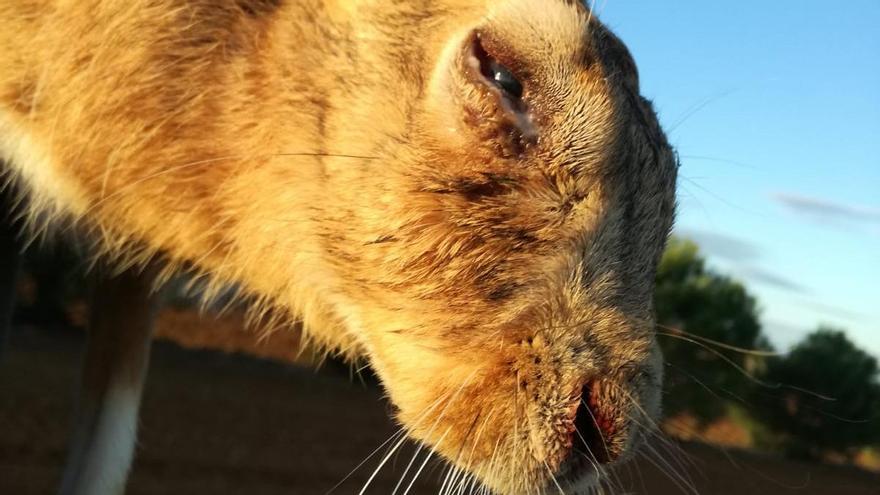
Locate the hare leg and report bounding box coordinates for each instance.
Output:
[58,264,161,495]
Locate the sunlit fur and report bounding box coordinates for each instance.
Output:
[0,1,677,493]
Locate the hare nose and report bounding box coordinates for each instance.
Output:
[571,381,619,465]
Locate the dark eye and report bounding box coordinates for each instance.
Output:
[473,35,524,100]
[487,60,523,99]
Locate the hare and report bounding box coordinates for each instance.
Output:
[0,0,678,493]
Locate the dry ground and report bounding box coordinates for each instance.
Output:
[2,323,878,495]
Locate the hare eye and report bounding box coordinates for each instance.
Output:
[473,35,524,100]
[486,60,523,99]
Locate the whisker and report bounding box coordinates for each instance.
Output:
[438,465,458,495]
[324,429,406,494]
[640,444,701,495]
[612,383,698,470]
[667,89,737,134]
[678,154,757,170]
[579,399,624,492]
[542,460,566,495]
[402,427,451,495]
[665,362,746,405]
[637,449,682,493]
[383,368,476,495]
[66,150,378,238]
[326,388,453,494]
[607,381,701,494]
[389,390,463,495]
[442,415,481,495]
[661,331,837,402]
[633,420,701,491]
[358,433,412,495]
[274,152,380,160]
[391,441,425,495]
[656,324,778,357]
[571,423,608,484]
[460,409,495,495]
[678,174,758,215]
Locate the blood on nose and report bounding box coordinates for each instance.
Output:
[571,382,618,464]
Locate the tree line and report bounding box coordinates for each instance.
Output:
[655,238,880,460]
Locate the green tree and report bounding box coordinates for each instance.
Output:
[753,327,880,459]
[654,238,766,423]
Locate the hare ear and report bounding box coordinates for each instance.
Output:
[427,29,538,156]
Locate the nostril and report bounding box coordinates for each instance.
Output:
[572,383,617,465]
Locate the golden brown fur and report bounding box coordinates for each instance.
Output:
[1,0,678,493]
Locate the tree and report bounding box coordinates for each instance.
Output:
[752,327,880,459]
[654,238,767,423]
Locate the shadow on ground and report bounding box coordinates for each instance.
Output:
[2,326,878,494]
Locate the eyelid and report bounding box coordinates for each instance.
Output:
[472,30,530,83]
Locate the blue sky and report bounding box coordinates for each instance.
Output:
[597,2,880,357]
